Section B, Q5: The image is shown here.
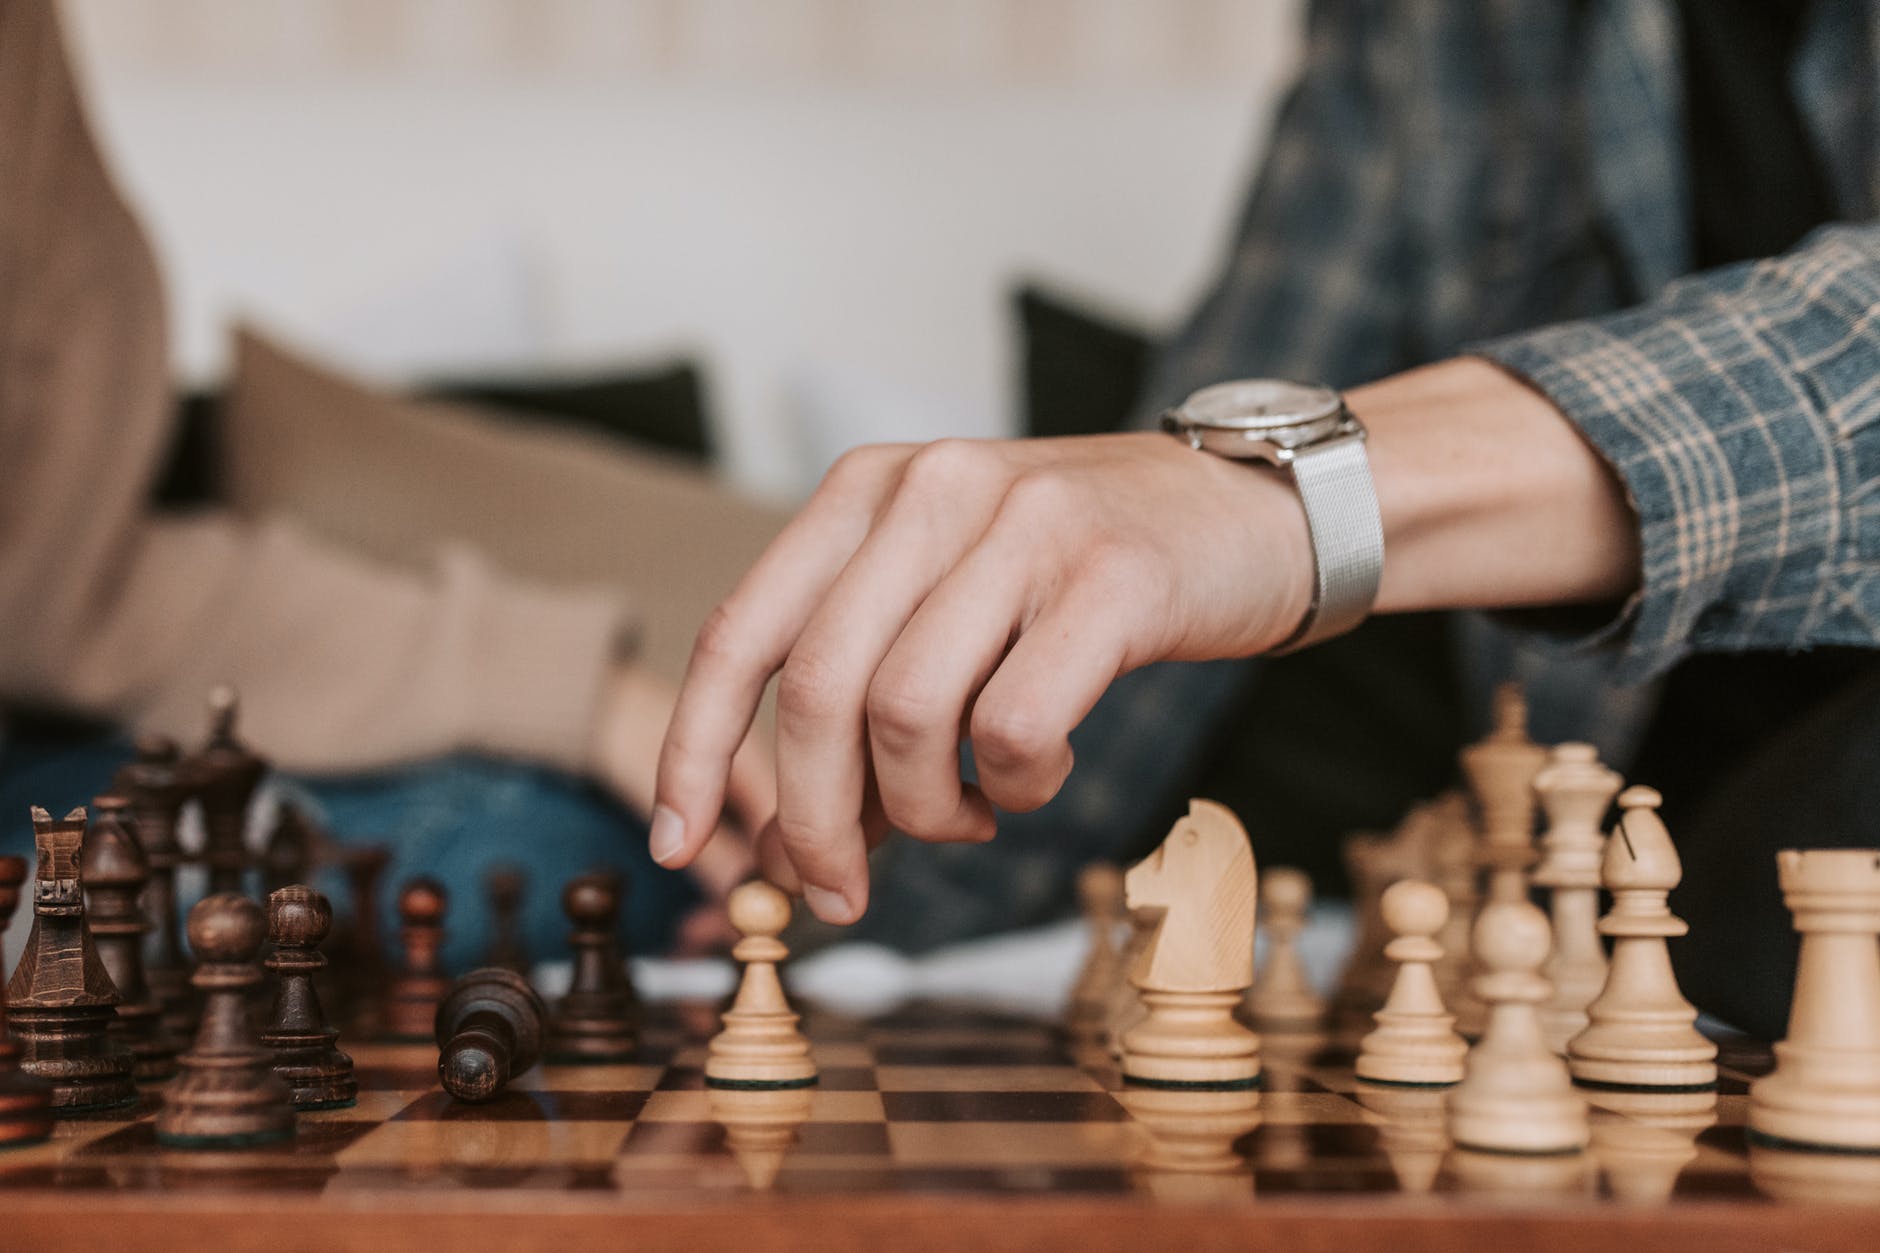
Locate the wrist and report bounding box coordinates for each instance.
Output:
[1349,357,1640,613]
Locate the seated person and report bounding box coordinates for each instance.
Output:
[0,0,774,966]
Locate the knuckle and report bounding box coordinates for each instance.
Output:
[821,443,898,496]
[865,674,944,748]
[897,438,985,500]
[777,650,850,726]
[999,470,1079,526]
[970,703,1055,772]
[690,603,748,670]
[773,813,847,858]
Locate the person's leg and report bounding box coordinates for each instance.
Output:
[284,757,693,972]
[1670,661,1880,1040]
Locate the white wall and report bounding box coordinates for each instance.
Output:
[62,0,1303,497]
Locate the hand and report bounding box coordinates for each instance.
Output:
[590,662,775,915]
[651,430,1315,925]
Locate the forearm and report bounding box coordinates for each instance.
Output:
[1351,357,1641,615]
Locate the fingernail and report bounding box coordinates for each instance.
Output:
[649,805,685,866]
[803,883,854,924]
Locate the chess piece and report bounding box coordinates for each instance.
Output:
[385,878,450,1042]
[481,865,530,975]
[1244,866,1325,1032]
[111,734,193,1037]
[156,893,295,1147]
[81,797,179,1082]
[1105,908,1156,1058]
[548,872,638,1061]
[1748,848,1880,1152]
[1446,899,1588,1154]
[436,967,547,1103]
[261,804,315,898]
[1567,786,1716,1092]
[0,856,53,1146]
[707,1085,817,1190]
[1333,805,1438,1035]
[1459,681,1547,907]
[1531,743,1622,1053]
[5,807,136,1113]
[1119,800,1261,1090]
[1067,864,1124,1039]
[1355,880,1467,1087]
[331,844,391,1039]
[186,686,267,897]
[705,881,817,1089]
[259,885,356,1110]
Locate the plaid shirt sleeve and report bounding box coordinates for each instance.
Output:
[1473,222,1880,681]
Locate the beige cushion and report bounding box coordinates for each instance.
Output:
[220,327,788,686]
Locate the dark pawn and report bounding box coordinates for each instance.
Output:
[0,857,54,1147]
[436,968,547,1103]
[260,886,356,1110]
[81,798,179,1083]
[111,735,193,1038]
[482,865,530,975]
[185,686,267,897]
[5,807,136,1114]
[385,879,450,1042]
[156,894,295,1148]
[548,872,638,1062]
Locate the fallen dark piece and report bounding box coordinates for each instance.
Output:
[435,967,548,1103]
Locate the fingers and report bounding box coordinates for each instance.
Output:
[654,446,906,869]
[771,441,1009,921]
[723,730,778,838]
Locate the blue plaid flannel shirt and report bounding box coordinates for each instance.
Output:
[1147,0,1880,683]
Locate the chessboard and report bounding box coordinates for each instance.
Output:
[0,1001,1870,1252]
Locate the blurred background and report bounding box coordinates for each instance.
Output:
[66,0,1301,500]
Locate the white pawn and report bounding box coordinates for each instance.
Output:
[1356,880,1467,1087]
[1068,864,1125,1040]
[1566,786,1716,1091]
[1245,867,1324,1032]
[1447,900,1589,1154]
[705,882,817,1090]
[1749,848,1880,1152]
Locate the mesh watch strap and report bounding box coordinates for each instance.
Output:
[1272,431,1383,652]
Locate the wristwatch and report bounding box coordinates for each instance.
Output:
[1160,379,1383,651]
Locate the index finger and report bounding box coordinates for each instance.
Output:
[652,446,908,870]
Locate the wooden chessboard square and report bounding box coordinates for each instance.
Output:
[336,1119,635,1167]
[885,1120,1136,1166]
[1259,1092,1378,1126]
[315,1090,430,1121]
[881,1091,1129,1123]
[654,1065,878,1092]
[873,1043,1069,1067]
[616,1118,892,1159]
[874,1065,1105,1093]
[71,1118,382,1160]
[637,1089,886,1123]
[518,1064,665,1092]
[390,1089,651,1121]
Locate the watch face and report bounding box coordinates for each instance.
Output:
[1180,380,1343,436]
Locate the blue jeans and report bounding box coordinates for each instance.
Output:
[0,732,696,972]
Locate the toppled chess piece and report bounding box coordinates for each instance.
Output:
[0,856,53,1146]
[385,878,450,1042]
[481,864,531,975]
[1748,848,1880,1153]
[157,893,295,1148]
[1355,879,1466,1087]
[1531,743,1622,1053]
[706,881,817,1090]
[186,686,268,898]
[548,871,637,1062]
[112,734,193,1038]
[1567,786,1716,1091]
[82,797,179,1082]
[437,968,548,1103]
[260,885,357,1110]
[1245,866,1325,1032]
[6,807,136,1113]
[1446,899,1588,1155]
[1119,800,1261,1091]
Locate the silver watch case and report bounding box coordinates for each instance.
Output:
[1158,380,1358,463]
